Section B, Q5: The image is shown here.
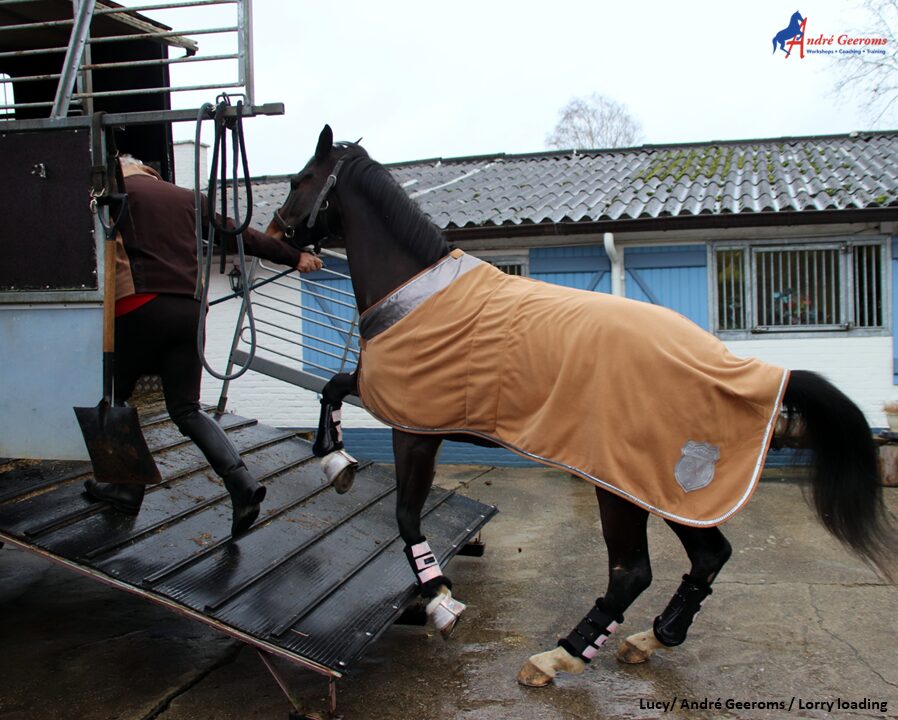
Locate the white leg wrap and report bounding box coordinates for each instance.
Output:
[408,540,444,584]
[426,589,466,639]
[320,449,358,494]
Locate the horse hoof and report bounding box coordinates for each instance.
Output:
[320,450,358,494]
[428,592,466,639]
[517,661,553,688]
[616,639,652,664]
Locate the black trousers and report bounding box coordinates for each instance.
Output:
[114,294,244,478]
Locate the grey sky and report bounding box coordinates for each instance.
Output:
[153,0,892,175]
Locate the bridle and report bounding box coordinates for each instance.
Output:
[274,156,347,253]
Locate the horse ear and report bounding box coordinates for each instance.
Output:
[315,125,334,163]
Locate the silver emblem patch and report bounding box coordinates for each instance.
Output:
[675,441,720,493]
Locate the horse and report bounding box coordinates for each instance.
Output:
[772,11,805,56]
[266,125,897,687]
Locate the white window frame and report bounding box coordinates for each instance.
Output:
[710,237,889,339]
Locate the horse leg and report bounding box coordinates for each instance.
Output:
[392,430,465,638]
[617,521,731,664]
[313,372,359,493]
[518,488,652,687]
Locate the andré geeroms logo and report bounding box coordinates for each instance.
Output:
[771,10,888,59]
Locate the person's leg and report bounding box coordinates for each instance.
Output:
[158,295,265,537]
[82,304,159,513]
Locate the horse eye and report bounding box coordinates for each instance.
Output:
[289,176,300,190]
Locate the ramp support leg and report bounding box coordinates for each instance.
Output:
[256,649,340,720]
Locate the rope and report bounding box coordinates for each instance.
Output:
[193,95,258,381]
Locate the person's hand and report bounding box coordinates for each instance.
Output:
[296,252,323,273]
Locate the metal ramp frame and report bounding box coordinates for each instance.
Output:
[0,408,496,717]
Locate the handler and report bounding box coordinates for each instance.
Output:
[83,155,322,537]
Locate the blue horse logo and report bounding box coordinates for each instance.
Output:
[772,11,806,58]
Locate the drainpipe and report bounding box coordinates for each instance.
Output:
[604,232,624,296]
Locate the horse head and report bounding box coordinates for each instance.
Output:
[266,124,362,251]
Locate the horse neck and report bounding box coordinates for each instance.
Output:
[339,191,445,313]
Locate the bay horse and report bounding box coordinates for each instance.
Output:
[266,126,896,687]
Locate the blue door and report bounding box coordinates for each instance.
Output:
[624,245,709,329]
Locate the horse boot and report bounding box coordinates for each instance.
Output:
[222,464,266,538]
[313,398,358,494]
[83,479,146,516]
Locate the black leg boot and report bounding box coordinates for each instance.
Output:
[222,465,266,537]
[83,480,146,515]
[172,409,266,538]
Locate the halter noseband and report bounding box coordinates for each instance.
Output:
[276,156,347,253]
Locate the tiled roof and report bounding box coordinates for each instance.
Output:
[244,131,898,237]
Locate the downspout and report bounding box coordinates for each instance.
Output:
[604,232,624,296]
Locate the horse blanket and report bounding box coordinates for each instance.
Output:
[357,250,789,526]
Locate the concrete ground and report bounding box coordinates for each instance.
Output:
[1,466,896,720]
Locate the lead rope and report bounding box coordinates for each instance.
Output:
[193,95,258,381]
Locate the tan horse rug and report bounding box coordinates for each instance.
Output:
[357,249,789,527]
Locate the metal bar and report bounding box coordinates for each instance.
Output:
[239,0,254,105]
[50,0,96,119]
[251,329,357,364]
[252,317,357,354]
[92,0,238,16]
[73,81,244,99]
[86,25,239,43]
[0,103,284,130]
[0,46,70,60]
[82,53,239,71]
[257,650,306,716]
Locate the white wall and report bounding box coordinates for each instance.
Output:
[726,336,894,427]
[173,141,209,190]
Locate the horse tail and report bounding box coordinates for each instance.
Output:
[781,370,897,580]
[772,37,777,53]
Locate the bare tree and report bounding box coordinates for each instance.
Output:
[831,0,898,124]
[546,93,643,150]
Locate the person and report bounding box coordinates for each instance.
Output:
[83,155,322,537]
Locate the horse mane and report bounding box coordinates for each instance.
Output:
[339,145,450,266]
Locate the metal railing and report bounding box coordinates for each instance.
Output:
[0,0,257,123]
[216,248,363,410]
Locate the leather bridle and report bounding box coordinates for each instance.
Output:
[274,156,346,253]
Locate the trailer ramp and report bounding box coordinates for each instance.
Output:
[0,409,496,715]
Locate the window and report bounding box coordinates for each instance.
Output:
[474,250,529,277]
[713,240,886,334]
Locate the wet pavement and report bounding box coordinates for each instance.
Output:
[1,466,896,720]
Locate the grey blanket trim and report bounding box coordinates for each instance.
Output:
[359,252,483,341]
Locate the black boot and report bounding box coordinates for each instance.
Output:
[83,480,145,515]
[222,465,266,538]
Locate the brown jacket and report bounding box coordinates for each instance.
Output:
[118,167,299,298]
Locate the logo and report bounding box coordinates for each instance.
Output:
[771,11,889,60]
[675,441,720,493]
[772,11,806,58]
